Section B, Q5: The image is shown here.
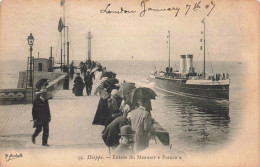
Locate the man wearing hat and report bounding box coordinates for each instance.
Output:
[113,125,135,155]
[84,70,93,96]
[32,88,51,147]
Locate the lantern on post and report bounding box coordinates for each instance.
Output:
[27,33,34,87]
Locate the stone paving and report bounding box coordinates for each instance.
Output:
[0,77,183,159]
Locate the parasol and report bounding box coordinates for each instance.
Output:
[118,82,136,98]
[126,87,157,109]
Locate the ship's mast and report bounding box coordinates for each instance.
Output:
[168,30,170,68]
[63,1,66,69]
[202,18,206,79]
[60,31,62,72]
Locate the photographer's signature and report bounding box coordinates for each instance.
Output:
[5,153,23,162]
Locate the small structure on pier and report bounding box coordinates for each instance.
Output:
[33,58,53,72]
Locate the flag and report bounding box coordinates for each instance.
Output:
[58,17,63,32]
[60,0,65,6]
[201,18,205,23]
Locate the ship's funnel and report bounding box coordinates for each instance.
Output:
[180,55,186,74]
[186,54,193,73]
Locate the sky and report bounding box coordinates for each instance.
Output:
[0,0,258,62]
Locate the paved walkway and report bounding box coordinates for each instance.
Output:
[0,76,184,158]
[0,78,106,149]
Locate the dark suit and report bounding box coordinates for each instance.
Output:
[32,97,51,145]
[84,73,93,96]
[102,116,128,147]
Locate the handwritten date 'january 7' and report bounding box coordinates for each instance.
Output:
[100,1,216,17]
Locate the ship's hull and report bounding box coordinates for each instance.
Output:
[149,75,229,100]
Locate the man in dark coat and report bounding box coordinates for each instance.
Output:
[32,88,51,146]
[84,70,93,96]
[102,115,128,148]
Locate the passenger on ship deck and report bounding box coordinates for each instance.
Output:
[129,99,155,153]
[165,67,169,77]
[73,73,84,96]
[169,67,173,73]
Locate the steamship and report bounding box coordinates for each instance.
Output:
[149,20,230,100]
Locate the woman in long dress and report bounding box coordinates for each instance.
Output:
[73,73,84,96]
[92,89,110,125]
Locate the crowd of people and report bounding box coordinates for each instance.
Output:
[31,61,156,154]
[72,61,97,96]
[72,72,94,96]
[90,67,156,155]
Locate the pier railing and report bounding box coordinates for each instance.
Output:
[34,74,66,100]
[0,74,66,105]
[0,88,26,105]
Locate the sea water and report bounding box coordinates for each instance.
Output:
[0,59,246,152]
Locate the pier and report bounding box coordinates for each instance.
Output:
[0,77,174,151]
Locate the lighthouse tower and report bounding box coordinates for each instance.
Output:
[86,31,93,62]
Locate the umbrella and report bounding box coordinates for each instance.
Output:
[35,78,48,91]
[126,87,157,109]
[101,71,116,78]
[91,66,100,73]
[118,82,136,98]
[105,78,119,85]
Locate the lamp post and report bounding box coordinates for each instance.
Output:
[27,33,34,87]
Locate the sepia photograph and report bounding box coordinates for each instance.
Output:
[0,0,259,166]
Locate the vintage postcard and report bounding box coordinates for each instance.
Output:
[0,0,259,166]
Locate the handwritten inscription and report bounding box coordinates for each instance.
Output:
[100,1,216,17]
[100,4,136,14]
[5,153,23,162]
[139,1,180,17]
